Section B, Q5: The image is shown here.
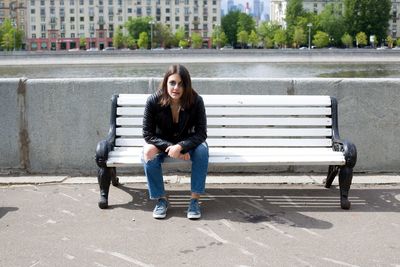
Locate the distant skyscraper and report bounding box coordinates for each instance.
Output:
[245,2,251,15]
[253,0,261,21]
[227,0,235,11]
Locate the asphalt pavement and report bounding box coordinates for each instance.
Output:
[1,175,400,267]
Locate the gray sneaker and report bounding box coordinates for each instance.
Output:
[153,198,168,219]
[187,198,201,219]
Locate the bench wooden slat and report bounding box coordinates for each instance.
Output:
[110,147,340,157]
[115,138,332,147]
[117,94,332,107]
[117,107,332,116]
[116,127,332,137]
[116,117,332,127]
[106,154,344,167]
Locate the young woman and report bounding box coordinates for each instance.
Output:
[142,64,209,219]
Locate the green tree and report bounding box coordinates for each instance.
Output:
[264,37,274,49]
[212,25,227,49]
[341,33,353,48]
[191,32,203,48]
[175,27,187,43]
[286,0,304,43]
[221,11,240,46]
[396,38,400,48]
[137,32,149,49]
[387,35,394,48]
[155,23,174,48]
[0,19,23,51]
[355,32,367,47]
[344,0,391,44]
[257,21,281,48]
[313,31,330,48]
[179,39,189,48]
[274,29,287,48]
[113,27,124,49]
[238,13,255,33]
[248,30,259,48]
[292,27,306,48]
[237,30,249,48]
[318,3,346,47]
[125,16,153,40]
[286,0,304,30]
[79,37,86,49]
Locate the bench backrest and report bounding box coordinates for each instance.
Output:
[109,94,338,150]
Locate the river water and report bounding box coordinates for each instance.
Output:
[1,62,400,79]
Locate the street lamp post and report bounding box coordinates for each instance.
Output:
[13,21,16,51]
[149,21,155,50]
[307,23,312,50]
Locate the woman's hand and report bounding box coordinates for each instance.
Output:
[165,144,190,161]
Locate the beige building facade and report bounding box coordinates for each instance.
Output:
[10,0,220,51]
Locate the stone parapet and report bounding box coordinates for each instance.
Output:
[1,77,399,175]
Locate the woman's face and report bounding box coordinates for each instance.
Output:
[167,73,183,102]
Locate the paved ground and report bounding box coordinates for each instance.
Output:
[1,176,400,267]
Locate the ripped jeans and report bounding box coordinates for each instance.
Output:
[143,142,209,199]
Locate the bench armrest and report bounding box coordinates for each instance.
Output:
[95,95,118,168]
[333,139,357,168]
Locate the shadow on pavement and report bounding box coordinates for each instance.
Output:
[0,207,19,219]
[106,183,400,231]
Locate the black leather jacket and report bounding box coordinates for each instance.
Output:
[142,92,207,154]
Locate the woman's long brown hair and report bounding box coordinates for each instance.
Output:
[158,64,197,109]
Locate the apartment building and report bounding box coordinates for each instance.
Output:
[270,0,286,28]
[0,0,26,32]
[23,0,220,51]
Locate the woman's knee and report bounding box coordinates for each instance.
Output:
[192,142,209,159]
[143,144,160,162]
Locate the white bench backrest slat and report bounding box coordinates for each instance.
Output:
[116,127,332,137]
[117,107,332,116]
[117,117,332,127]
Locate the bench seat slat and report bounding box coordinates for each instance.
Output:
[116,127,332,137]
[116,117,332,127]
[110,147,339,156]
[115,138,332,147]
[107,153,344,167]
[117,107,332,116]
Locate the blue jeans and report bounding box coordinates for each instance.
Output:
[143,142,209,199]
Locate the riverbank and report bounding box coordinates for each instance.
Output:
[1,49,400,65]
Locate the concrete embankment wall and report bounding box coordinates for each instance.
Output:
[1,77,399,175]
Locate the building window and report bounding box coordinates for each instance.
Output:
[175,16,179,21]
[70,17,75,22]
[128,8,132,13]
[80,17,84,22]
[71,24,75,30]
[30,0,35,6]
[137,7,142,16]
[41,33,46,38]
[32,33,36,38]
[80,24,84,30]
[61,33,65,37]
[70,8,74,14]
[41,24,46,31]
[71,33,75,38]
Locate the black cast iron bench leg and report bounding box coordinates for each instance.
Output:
[97,167,117,209]
[339,167,353,210]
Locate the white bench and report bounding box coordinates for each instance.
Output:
[96,94,357,209]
